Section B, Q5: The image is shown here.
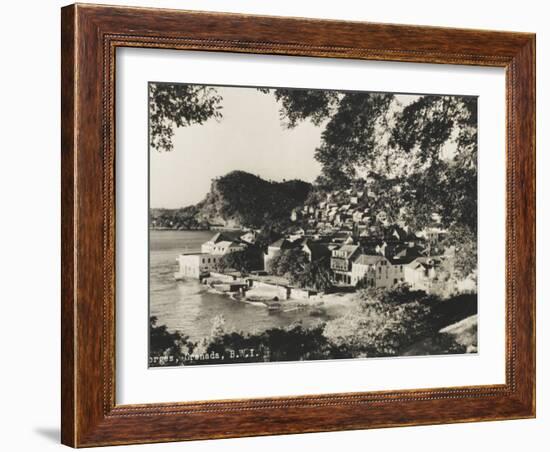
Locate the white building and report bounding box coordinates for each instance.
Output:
[402,256,452,294]
[176,232,247,279]
[350,254,383,286]
[350,254,406,288]
[176,253,223,279]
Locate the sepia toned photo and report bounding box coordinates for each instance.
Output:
[148,82,478,367]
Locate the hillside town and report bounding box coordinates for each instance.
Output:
[175,187,475,303]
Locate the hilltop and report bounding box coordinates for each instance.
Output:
[150,171,312,230]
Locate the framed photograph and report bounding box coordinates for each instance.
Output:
[61,4,535,447]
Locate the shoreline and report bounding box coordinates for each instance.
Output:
[202,280,358,312]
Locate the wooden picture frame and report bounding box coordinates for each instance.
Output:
[61,3,535,447]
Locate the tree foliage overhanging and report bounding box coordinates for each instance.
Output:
[266,88,478,235]
[149,83,223,152]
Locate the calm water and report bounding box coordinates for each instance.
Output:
[149,230,338,341]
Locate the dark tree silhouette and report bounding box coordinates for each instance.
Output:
[149,83,223,152]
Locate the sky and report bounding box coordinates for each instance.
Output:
[150,86,324,208]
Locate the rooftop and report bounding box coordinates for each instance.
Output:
[354,254,385,265]
[207,231,243,244]
[333,244,360,257]
[386,245,424,265]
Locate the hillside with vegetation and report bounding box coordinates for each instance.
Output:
[150,170,312,230]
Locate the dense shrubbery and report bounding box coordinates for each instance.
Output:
[267,249,333,292]
[149,287,474,367]
[150,205,209,230]
[292,258,334,292]
[202,323,346,364]
[149,316,195,366]
[323,288,433,357]
[441,224,478,281]
[214,247,263,275]
[267,249,309,278]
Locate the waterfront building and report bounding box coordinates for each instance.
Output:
[176,233,247,279]
[176,253,221,279]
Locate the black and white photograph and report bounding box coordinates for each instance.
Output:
[1,0,542,449]
[148,82,479,367]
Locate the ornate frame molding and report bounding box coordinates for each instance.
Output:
[61,4,535,447]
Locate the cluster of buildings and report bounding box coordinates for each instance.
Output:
[176,193,457,296]
[291,188,381,236]
[262,224,450,294]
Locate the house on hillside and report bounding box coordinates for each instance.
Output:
[287,226,305,241]
[385,246,447,292]
[402,256,456,295]
[351,254,385,287]
[383,225,417,244]
[419,227,448,246]
[347,244,430,289]
[352,210,364,223]
[403,258,440,292]
[331,244,361,285]
[331,231,353,244]
[240,230,257,245]
[201,232,245,254]
[339,204,351,212]
[264,236,331,269]
[376,211,390,226]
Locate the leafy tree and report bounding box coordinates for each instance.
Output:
[203,323,348,364]
[384,94,477,233]
[391,95,477,170]
[267,248,309,279]
[149,316,194,366]
[260,88,340,128]
[291,257,333,292]
[441,225,477,281]
[265,88,478,236]
[315,92,395,189]
[323,291,433,357]
[149,83,223,152]
[215,247,263,274]
[366,283,437,305]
